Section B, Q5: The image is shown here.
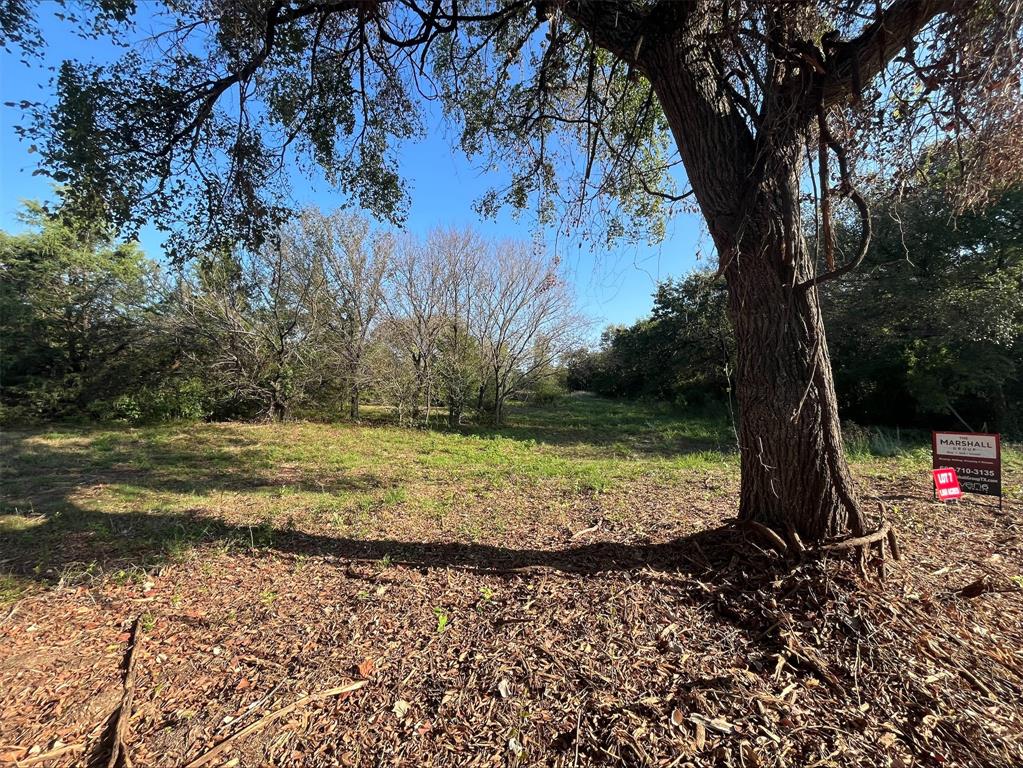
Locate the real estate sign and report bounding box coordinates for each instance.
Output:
[931,431,1001,500]
[932,468,963,501]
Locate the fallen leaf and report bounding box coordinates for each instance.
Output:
[670,708,685,727]
[498,678,512,698]
[690,713,735,734]
[508,737,524,757]
[236,677,250,691]
[393,699,411,720]
[959,576,990,599]
[357,657,375,678]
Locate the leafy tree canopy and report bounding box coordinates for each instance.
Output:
[10,0,1018,265]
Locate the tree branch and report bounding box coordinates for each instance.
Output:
[822,0,956,107]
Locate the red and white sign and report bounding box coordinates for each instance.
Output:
[932,468,963,501]
[932,431,1001,498]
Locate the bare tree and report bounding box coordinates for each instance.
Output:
[432,227,486,428]
[172,228,326,421]
[475,243,583,424]
[386,235,446,424]
[313,210,392,420]
[367,316,428,427]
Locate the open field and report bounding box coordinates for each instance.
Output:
[2,396,1023,767]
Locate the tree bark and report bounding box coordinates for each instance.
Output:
[492,367,503,424]
[645,30,865,542]
[725,224,865,541]
[268,398,286,422]
[350,388,360,420]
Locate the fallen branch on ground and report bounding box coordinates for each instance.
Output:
[182,680,368,768]
[11,744,85,766]
[570,519,602,541]
[107,615,144,768]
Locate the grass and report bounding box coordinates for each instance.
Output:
[3,396,1023,767]
[1,394,1019,594]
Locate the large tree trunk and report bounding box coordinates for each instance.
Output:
[350,388,360,420]
[726,227,864,541]
[647,34,865,543]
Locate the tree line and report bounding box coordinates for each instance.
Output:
[569,177,1023,437]
[1,203,582,426]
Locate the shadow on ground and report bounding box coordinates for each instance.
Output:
[0,420,748,586]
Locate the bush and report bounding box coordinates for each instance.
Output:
[530,375,568,405]
[107,378,213,424]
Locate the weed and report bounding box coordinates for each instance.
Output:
[434,606,450,633]
[382,487,408,506]
[0,574,30,605]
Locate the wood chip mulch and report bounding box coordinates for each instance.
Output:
[1,477,1022,767]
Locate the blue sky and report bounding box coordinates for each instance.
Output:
[0,8,708,331]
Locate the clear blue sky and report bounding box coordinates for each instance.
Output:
[0,8,708,332]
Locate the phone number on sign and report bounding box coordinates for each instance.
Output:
[954,467,997,479]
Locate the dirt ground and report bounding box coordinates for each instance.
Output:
[1,413,1021,767]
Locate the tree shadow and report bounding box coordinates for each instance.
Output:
[0,426,395,507]
[2,499,746,580]
[0,420,749,585]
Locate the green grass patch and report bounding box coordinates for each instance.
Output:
[3,395,1019,588]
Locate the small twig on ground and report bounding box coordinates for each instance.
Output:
[570,519,602,541]
[181,680,367,768]
[107,615,144,768]
[13,743,85,766]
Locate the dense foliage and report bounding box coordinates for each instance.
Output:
[0,200,183,421]
[570,180,1023,435]
[0,201,579,425]
[567,273,732,407]
[826,180,1023,434]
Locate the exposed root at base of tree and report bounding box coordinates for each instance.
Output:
[740,502,902,581]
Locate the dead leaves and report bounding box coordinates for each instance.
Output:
[355,657,375,679]
[391,699,411,720]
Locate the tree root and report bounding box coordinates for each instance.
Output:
[740,520,789,556]
[819,520,891,552]
[739,501,901,580]
[107,615,143,768]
